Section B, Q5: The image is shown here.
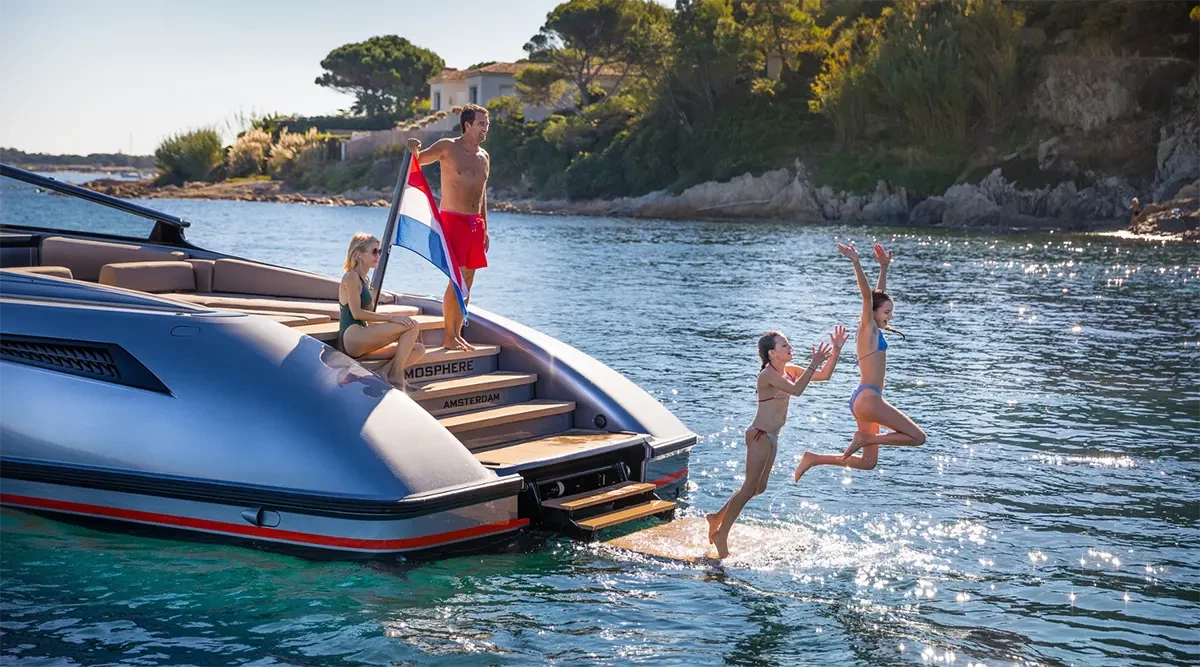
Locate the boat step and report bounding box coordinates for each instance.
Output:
[574,499,676,532]
[411,372,537,417]
[473,430,646,473]
[542,481,656,513]
[439,400,575,450]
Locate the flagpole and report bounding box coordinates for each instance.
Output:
[370,150,413,309]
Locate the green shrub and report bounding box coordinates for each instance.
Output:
[226,128,272,178]
[154,128,223,185]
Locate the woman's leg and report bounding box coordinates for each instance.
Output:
[849,394,926,448]
[709,434,774,558]
[343,321,419,386]
[793,422,880,482]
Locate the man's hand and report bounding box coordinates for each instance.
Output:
[484,230,490,253]
[406,138,421,156]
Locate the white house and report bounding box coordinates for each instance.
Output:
[427,62,623,129]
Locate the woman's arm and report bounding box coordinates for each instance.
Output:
[767,342,832,396]
[342,274,409,325]
[873,243,892,292]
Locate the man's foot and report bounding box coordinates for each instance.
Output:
[792,452,817,483]
[455,335,476,351]
[712,530,730,559]
[705,512,722,544]
[443,335,470,351]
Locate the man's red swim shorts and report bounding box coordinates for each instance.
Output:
[440,210,488,270]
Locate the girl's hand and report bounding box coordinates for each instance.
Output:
[874,244,893,266]
[810,341,832,368]
[829,325,849,349]
[836,243,860,261]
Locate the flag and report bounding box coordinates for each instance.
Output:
[392,156,469,319]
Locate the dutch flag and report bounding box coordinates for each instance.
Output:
[392,157,469,319]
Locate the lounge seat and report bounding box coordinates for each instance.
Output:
[41,236,188,282]
[3,265,74,279]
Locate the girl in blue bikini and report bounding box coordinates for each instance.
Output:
[793,243,926,482]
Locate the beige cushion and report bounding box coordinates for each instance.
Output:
[98,261,196,293]
[188,259,215,292]
[169,292,418,318]
[211,258,340,300]
[41,236,188,282]
[4,265,74,279]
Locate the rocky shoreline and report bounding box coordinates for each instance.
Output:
[84,178,393,208]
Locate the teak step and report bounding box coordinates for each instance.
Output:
[438,400,575,434]
[410,371,537,401]
[574,499,676,532]
[412,371,538,417]
[472,430,646,472]
[296,314,443,343]
[542,481,656,512]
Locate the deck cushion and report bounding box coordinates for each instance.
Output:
[40,236,188,282]
[211,258,340,300]
[3,265,74,279]
[98,260,197,293]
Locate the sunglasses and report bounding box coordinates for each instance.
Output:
[368,247,381,256]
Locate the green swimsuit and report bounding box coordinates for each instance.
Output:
[338,273,371,352]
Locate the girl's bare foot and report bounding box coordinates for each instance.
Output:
[842,431,868,460]
[712,529,730,559]
[792,452,817,482]
[705,513,721,544]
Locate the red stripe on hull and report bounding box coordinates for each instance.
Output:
[0,493,527,552]
[649,468,688,488]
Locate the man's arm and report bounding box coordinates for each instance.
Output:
[406,137,452,166]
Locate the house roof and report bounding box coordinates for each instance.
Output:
[428,62,625,84]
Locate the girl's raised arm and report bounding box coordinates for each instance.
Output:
[837,243,872,322]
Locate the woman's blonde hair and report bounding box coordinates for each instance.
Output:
[344,233,379,272]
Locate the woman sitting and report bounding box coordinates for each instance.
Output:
[339,233,424,388]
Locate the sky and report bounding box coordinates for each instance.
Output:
[0,0,636,156]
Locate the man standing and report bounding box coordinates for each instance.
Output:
[407,103,490,351]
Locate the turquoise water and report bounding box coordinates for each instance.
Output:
[2,181,1199,666]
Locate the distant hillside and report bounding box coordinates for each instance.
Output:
[1,147,155,170]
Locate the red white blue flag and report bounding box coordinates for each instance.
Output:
[392,156,468,318]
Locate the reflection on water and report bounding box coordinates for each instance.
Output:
[1,193,1197,666]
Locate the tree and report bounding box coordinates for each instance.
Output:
[515,64,570,107]
[524,0,670,107]
[315,36,444,118]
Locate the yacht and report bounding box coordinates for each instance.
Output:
[0,164,695,558]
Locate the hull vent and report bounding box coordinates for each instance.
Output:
[0,334,170,393]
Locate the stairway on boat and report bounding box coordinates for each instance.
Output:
[301,311,676,537]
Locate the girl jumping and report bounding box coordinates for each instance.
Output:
[707,326,847,558]
[793,243,926,483]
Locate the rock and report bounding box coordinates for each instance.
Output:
[940,183,1001,226]
[1130,196,1199,236]
[1033,56,1195,132]
[1053,29,1076,46]
[1152,73,1199,202]
[908,197,947,226]
[1037,137,1061,170]
[1020,27,1047,47]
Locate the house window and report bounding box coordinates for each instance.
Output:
[469,86,478,104]
[499,85,513,97]
[434,92,441,110]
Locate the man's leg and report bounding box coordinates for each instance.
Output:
[442,269,476,351]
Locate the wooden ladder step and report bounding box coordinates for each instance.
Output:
[410,371,537,401]
[542,481,656,512]
[438,400,575,434]
[574,499,676,532]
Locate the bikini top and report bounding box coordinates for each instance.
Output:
[758,368,791,403]
[857,330,888,365]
